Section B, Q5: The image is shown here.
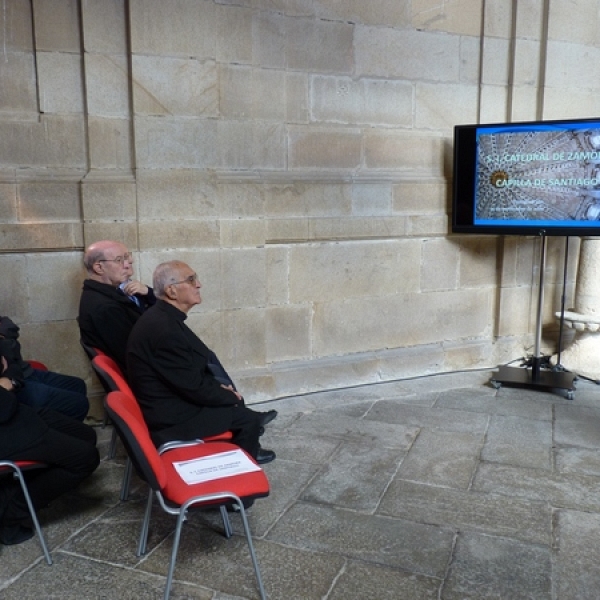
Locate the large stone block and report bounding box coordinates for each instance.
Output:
[26,251,83,320]
[352,183,392,216]
[137,219,220,250]
[0,52,38,114]
[82,221,138,250]
[85,53,130,118]
[266,305,312,362]
[33,0,80,52]
[81,0,127,54]
[252,0,312,17]
[313,288,493,356]
[18,181,81,222]
[220,218,266,247]
[314,0,410,27]
[412,0,483,36]
[0,0,34,52]
[137,170,219,219]
[216,3,253,64]
[289,127,362,170]
[546,40,600,90]
[0,253,28,321]
[548,0,599,45]
[481,37,512,86]
[459,36,481,84]
[252,10,286,69]
[364,131,445,174]
[132,56,218,117]
[289,240,421,303]
[309,216,407,241]
[0,184,17,221]
[87,116,133,171]
[312,76,413,127]
[37,52,84,114]
[220,65,286,121]
[285,72,309,123]
[421,238,460,291]
[266,246,289,305]
[129,0,217,58]
[542,88,600,121]
[285,17,354,74]
[406,214,448,236]
[416,82,479,130]
[220,248,268,309]
[459,236,500,289]
[355,26,460,81]
[134,116,218,168]
[497,286,536,337]
[265,182,352,217]
[81,181,136,221]
[266,217,310,243]
[218,121,286,170]
[0,222,83,251]
[219,182,265,218]
[392,181,448,215]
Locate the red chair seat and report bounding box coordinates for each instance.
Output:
[161,442,270,506]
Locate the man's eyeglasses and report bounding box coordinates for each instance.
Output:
[171,274,198,286]
[98,253,133,265]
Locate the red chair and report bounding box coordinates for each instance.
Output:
[106,390,269,600]
[25,360,48,371]
[0,460,52,564]
[92,354,233,501]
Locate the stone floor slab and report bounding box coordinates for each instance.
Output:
[482,414,552,469]
[397,429,483,489]
[378,479,550,545]
[442,532,551,599]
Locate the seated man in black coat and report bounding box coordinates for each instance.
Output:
[78,240,155,374]
[0,360,99,545]
[0,315,89,421]
[126,260,276,464]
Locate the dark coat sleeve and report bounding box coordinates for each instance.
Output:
[149,325,240,408]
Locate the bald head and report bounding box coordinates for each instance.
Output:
[83,240,132,286]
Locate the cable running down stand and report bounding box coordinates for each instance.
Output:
[490,234,577,400]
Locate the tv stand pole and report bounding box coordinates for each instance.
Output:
[491,233,577,399]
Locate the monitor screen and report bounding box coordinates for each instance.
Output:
[452,118,600,235]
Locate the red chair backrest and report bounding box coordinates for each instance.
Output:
[105,391,167,491]
[92,355,135,399]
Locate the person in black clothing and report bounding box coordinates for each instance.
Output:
[0,360,99,545]
[78,240,155,374]
[0,315,88,421]
[126,260,276,464]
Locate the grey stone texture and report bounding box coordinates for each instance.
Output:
[4,371,600,599]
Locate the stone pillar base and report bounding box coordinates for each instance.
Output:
[551,328,600,381]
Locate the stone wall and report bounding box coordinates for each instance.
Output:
[1,0,596,417]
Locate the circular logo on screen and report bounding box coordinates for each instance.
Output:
[490,170,508,187]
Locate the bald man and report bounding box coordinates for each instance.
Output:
[78,240,155,374]
[126,260,276,464]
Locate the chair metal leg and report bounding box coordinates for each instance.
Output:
[164,510,187,600]
[236,500,266,600]
[120,458,132,501]
[107,427,118,460]
[219,505,232,539]
[12,467,52,565]
[137,488,154,557]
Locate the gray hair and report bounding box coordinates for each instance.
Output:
[153,261,187,298]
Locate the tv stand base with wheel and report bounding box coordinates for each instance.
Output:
[490,363,576,400]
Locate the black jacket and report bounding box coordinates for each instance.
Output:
[78,279,155,374]
[126,300,240,442]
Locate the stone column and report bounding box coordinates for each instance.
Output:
[554,237,600,379]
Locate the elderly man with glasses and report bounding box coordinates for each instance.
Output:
[126,260,276,464]
[78,240,155,374]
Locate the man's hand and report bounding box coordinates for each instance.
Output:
[0,377,14,391]
[122,280,149,297]
[221,384,243,402]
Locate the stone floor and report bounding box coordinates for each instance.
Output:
[3,368,600,599]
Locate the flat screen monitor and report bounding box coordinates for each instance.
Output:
[452,117,600,235]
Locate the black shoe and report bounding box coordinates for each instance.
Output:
[0,524,34,546]
[258,410,277,428]
[256,447,276,465]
